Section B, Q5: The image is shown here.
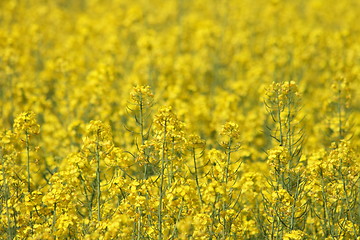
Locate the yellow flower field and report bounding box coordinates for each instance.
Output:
[0,0,360,239]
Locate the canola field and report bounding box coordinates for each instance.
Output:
[1,0,360,239]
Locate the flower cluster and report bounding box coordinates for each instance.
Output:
[13,111,40,135]
[0,0,360,239]
[130,85,154,106]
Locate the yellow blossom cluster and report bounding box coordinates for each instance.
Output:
[0,0,360,239]
[13,111,40,135]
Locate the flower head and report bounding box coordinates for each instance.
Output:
[13,111,40,135]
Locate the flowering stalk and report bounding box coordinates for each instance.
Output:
[324,75,353,144]
[187,134,206,206]
[219,122,242,238]
[25,130,31,193]
[192,146,203,206]
[14,112,40,193]
[13,112,40,236]
[153,106,183,239]
[265,81,303,168]
[95,130,101,221]
[263,82,308,237]
[82,120,113,223]
[1,146,13,240]
[129,85,154,179]
[158,119,167,240]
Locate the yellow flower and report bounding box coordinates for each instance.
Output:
[83,120,113,153]
[220,121,241,140]
[130,85,154,106]
[13,111,40,135]
[283,230,305,240]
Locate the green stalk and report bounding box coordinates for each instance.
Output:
[320,170,335,239]
[52,202,57,234]
[25,130,34,234]
[276,92,284,147]
[289,177,300,230]
[221,138,233,238]
[96,131,101,221]
[158,121,167,240]
[168,137,176,186]
[337,81,343,141]
[192,147,203,206]
[225,138,232,184]
[138,94,148,179]
[170,199,184,239]
[137,207,142,240]
[339,165,358,238]
[286,81,293,168]
[25,130,31,193]
[1,147,13,240]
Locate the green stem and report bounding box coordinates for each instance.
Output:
[337,81,343,141]
[170,199,184,239]
[139,94,145,146]
[137,207,142,240]
[320,170,335,239]
[25,131,31,193]
[287,81,293,168]
[1,147,13,240]
[225,138,232,184]
[96,131,101,221]
[25,130,34,234]
[158,121,167,240]
[339,168,358,238]
[52,202,57,234]
[192,147,203,206]
[276,91,284,147]
[138,94,149,180]
[289,176,300,230]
